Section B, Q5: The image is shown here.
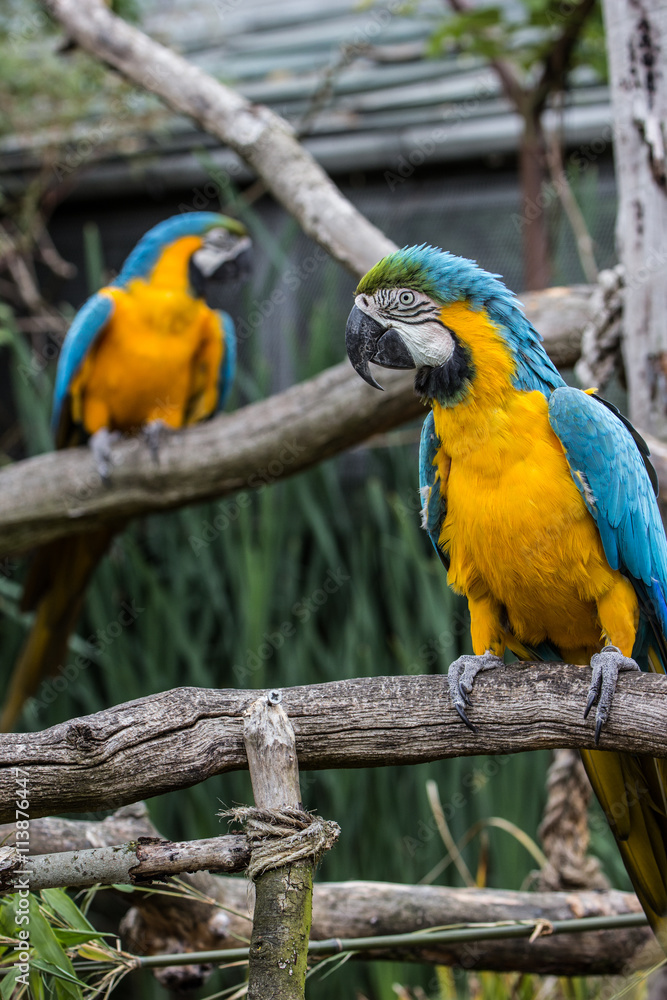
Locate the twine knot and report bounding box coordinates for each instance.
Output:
[222,805,340,880]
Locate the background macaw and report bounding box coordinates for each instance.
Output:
[345,244,667,938]
[3,212,251,731]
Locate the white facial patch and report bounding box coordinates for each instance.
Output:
[355,289,456,369]
[192,233,252,276]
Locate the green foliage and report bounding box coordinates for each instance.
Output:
[0,888,127,999]
[0,0,161,142]
[426,0,606,90]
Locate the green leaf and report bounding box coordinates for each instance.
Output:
[54,978,83,1000]
[40,890,95,933]
[30,958,83,987]
[28,897,77,979]
[0,968,19,1000]
[52,930,109,947]
[28,968,45,1000]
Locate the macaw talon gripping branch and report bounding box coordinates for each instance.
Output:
[447,652,505,732]
[585,644,641,744]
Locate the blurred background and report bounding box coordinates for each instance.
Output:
[0,0,631,997]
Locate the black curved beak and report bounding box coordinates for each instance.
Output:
[345,305,415,390]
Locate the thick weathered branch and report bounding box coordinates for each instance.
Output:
[7,808,658,975]
[214,881,658,975]
[2,665,665,822]
[0,287,596,557]
[42,0,394,277]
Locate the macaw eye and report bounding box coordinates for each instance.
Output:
[399,290,416,306]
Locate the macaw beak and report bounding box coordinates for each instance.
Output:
[345,304,415,391]
[189,231,252,306]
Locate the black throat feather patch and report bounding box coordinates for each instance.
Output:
[413,336,475,407]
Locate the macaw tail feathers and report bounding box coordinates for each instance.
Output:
[1,527,119,731]
[581,748,667,942]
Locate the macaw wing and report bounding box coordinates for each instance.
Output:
[548,386,667,656]
[51,291,115,444]
[419,410,449,570]
[216,310,237,411]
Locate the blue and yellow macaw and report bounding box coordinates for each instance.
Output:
[3,212,251,731]
[345,244,667,937]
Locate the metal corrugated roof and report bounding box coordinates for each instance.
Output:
[0,0,610,195]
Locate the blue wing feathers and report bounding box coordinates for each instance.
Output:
[548,386,667,647]
[216,311,236,410]
[51,292,114,436]
[419,411,449,569]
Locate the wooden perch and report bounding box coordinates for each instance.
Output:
[0,287,599,557]
[5,807,658,976]
[1,665,665,822]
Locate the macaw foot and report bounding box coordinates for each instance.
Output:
[448,651,504,732]
[584,644,640,744]
[142,419,171,465]
[89,428,121,482]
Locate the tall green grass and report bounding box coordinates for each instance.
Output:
[0,226,629,1000]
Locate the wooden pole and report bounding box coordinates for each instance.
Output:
[242,690,324,1000]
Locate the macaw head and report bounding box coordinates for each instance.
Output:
[345,244,562,405]
[113,212,252,304]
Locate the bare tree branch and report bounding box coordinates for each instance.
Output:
[533,0,598,113]
[546,130,599,284]
[1,665,665,822]
[0,287,596,557]
[0,833,249,892]
[41,0,394,277]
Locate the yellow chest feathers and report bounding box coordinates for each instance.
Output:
[432,390,625,651]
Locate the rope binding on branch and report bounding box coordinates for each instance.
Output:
[222,805,340,880]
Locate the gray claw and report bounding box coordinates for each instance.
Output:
[448,652,504,730]
[585,644,640,744]
[89,427,121,482]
